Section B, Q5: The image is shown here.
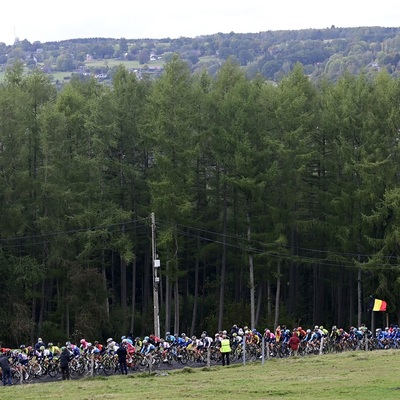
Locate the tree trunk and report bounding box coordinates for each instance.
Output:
[38,278,46,333]
[102,249,109,321]
[174,280,179,334]
[30,288,36,344]
[121,258,127,333]
[274,260,281,331]
[165,261,171,335]
[255,282,263,327]
[357,267,362,328]
[143,248,150,315]
[218,182,228,331]
[130,258,136,334]
[349,272,354,328]
[66,299,70,339]
[247,211,255,329]
[267,279,272,323]
[190,238,200,336]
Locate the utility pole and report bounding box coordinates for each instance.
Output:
[151,212,160,338]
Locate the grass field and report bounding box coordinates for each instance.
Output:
[2,350,400,400]
[0,58,165,83]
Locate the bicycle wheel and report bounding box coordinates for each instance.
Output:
[12,369,22,385]
[48,362,59,378]
[166,352,173,366]
[102,361,114,376]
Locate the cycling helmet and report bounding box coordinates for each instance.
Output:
[307,329,311,333]
[20,344,26,349]
[265,329,270,334]
[144,336,149,341]
[80,339,86,344]
[166,332,171,336]
[142,340,148,344]
[201,333,206,338]
[121,336,126,340]
[181,333,186,337]
[314,325,319,330]
[223,330,227,334]
[48,342,53,346]
[232,333,237,337]
[61,346,67,351]
[107,338,113,343]
[191,336,196,340]
[40,346,45,351]
[285,329,290,334]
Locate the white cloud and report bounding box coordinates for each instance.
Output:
[0,0,399,45]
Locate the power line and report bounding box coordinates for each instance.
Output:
[0,219,150,249]
[1,216,398,271]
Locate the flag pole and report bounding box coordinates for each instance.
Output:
[371,309,375,337]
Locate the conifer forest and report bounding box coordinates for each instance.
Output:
[1,56,400,346]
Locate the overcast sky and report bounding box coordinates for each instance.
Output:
[1,1,399,45]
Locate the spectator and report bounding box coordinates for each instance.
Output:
[220,334,231,366]
[60,346,73,380]
[288,331,301,356]
[116,342,128,375]
[35,337,46,352]
[0,351,12,386]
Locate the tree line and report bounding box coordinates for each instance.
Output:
[0,56,400,347]
[2,26,400,84]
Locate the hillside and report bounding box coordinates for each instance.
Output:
[1,26,400,84]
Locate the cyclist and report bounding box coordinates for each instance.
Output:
[200,332,213,349]
[296,327,307,339]
[159,338,171,362]
[165,332,175,344]
[80,338,89,351]
[47,342,61,357]
[302,329,313,342]
[35,338,46,352]
[141,340,155,356]
[231,332,243,350]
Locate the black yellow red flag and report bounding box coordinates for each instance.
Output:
[368,297,387,312]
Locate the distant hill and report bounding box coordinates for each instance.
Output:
[1,26,400,84]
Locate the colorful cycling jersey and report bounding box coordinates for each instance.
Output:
[141,344,155,354]
[201,336,213,347]
[160,341,171,349]
[48,346,61,356]
[165,334,175,343]
[264,333,276,342]
[18,352,28,365]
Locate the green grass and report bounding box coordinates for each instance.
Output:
[2,350,400,399]
[0,58,165,83]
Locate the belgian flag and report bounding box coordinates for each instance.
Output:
[368,297,387,312]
